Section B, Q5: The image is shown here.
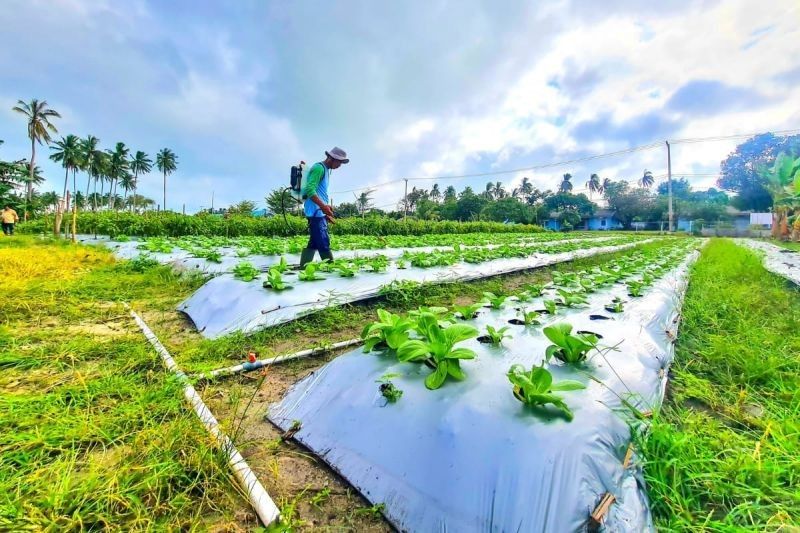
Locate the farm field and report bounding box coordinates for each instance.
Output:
[1,234,798,531]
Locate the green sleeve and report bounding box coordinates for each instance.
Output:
[303,163,324,197]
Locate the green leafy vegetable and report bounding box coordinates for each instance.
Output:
[396,322,478,389]
[232,261,260,282]
[361,309,414,351]
[263,268,289,291]
[298,263,324,281]
[543,322,598,364]
[452,303,483,320]
[482,292,508,309]
[507,363,585,420]
[483,325,512,346]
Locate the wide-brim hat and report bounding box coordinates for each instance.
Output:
[325,147,349,164]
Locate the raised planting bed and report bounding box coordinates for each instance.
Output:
[267,240,699,531]
[734,238,800,285]
[178,236,655,338]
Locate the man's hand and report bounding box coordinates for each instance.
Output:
[325,213,337,224]
[320,204,334,217]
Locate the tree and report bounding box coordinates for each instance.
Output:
[91,151,110,211]
[129,150,152,212]
[492,181,507,199]
[480,197,533,224]
[758,152,800,238]
[558,209,581,231]
[228,200,257,215]
[718,133,800,210]
[519,177,534,202]
[156,148,177,211]
[587,173,601,199]
[455,188,488,221]
[657,177,691,198]
[416,198,440,220]
[600,177,613,195]
[49,134,81,209]
[105,143,130,209]
[119,173,134,206]
[639,170,655,189]
[603,180,655,228]
[356,190,373,215]
[334,201,360,217]
[543,192,596,216]
[558,173,573,193]
[429,183,442,203]
[266,188,299,216]
[444,185,457,201]
[483,181,494,200]
[11,99,61,218]
[81,135,101,206]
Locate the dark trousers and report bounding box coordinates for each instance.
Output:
[307,217,330,253]
[2,223,14,235]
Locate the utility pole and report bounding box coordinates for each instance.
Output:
[211,191,214,213]
[666,140,673,232]
[403,178,409,221]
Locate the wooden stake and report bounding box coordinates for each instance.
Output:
[589,492,616,531]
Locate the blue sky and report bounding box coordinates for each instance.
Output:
[0,0,798,212]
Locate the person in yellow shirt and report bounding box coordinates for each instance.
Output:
[2,205,19,235]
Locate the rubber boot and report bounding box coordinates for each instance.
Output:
[299,248,316,267]
[320,249,334,262]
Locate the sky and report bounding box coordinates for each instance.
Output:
[0,0,798,212]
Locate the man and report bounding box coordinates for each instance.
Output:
[2,205,19,236]
[299,147,349,266]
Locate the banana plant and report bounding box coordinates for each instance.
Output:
[482,292,509,309]
[507,364,585,420]
[361,309,415,352]
[298,263,324,281]
[483,325,512,346]
[396,322,478,389]
[452,303,483,320]
[543,323,598,364]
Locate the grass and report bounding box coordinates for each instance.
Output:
[0,236,249,530]
[771,240,800,251]
[638,239,800,531]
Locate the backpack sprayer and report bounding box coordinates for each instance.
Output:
[280,160,306,226]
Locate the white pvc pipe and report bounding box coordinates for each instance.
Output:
[201,338,364,379]
[126,304,280,526]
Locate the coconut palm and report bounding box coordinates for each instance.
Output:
[81,135,101,202]
[587,173,601,199]
[558,173,573,193]
[519,177,534,202]
[93,151,111,211]
[601,177,613,195]
[49,134,82,209]
[11,99,61,218]
[430,183,441,203]
[105,143,130,209]
[492,181,506,199]
[356,190,373,215]
[156,148,177,211]
[639,170,655,189]
[129,150,152,212]
[483,181,494,200]
[119,173,135,207]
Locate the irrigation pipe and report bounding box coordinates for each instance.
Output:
[199,338,364,380]
[125,304,280,526]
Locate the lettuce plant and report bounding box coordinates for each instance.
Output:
[336,263,357,277]
[482,292,508,309]
[452,303,483,320]
[272,256,289,273]
[605,297,624,313]
[515,290,535,302]
[543,323,598,364]
[298,263,324,281]
[483,325,512,346]
[361,309,414,352]
[517,308,541,325]
[627,280,645,297]
[557,289,588,308]
[543,299,558,315]
[525,283,546,296]
[232,261,260,282]
[507,364,585,420]
[263,268,289,291]
[376,373,403,403]
[396,322,478,389]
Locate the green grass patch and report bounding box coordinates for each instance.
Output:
[638,238,800,531]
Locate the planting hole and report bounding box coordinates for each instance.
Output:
[577,330,603,339]
[477,335,493,344]
[589,314,612,321]
[508,319,526,325]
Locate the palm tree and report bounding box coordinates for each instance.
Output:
[519,177,534,202]
[19,166,46,201]
[11,99,61,218]
[119,173,135,207]
[156,148,177,211]
[356,190,373,215]
[639,170,655,189]
[105,143,130,209]
[81,136,100,200]
[492,181,506,199]
[444,185,457,201]
[49,134,81,210]
[93,151,111,211]
[558,173,573,193]
[430,183,441,203]
[587,173,601,199]
[483,181,494,200]
[601,177,613,195]
[129,150,152,212]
